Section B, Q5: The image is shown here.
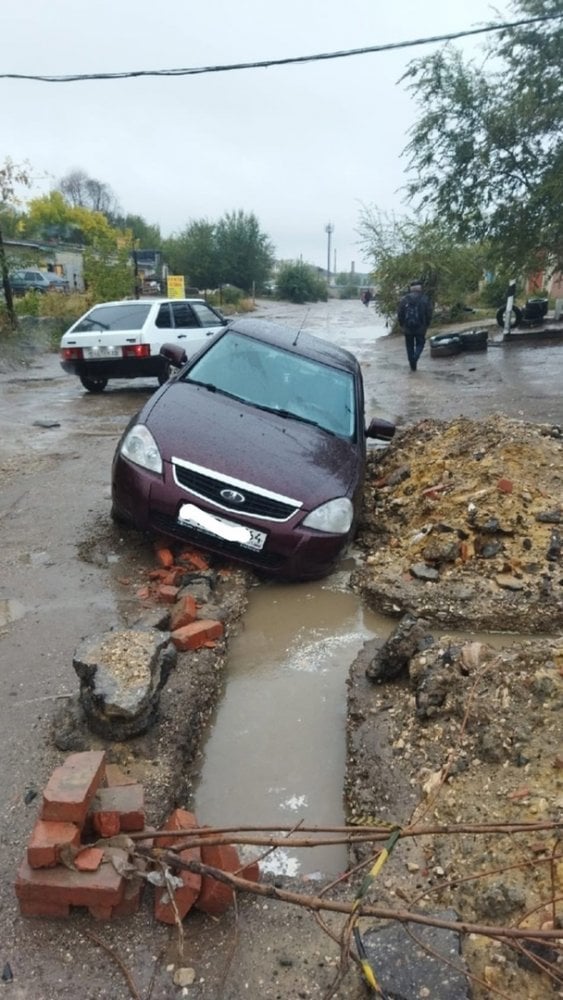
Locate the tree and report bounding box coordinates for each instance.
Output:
[113,213,162,249]
[402,0,563,275]
[24,191,124,246]
[275,261,328,303]
[214,210,275,293]
[83,236,133,302]
[163,220,219,290]
[58,169,120,218]
[0,158,31,329]
[357,208,484,321]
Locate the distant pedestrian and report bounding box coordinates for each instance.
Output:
[397,280,433,371]
[361,289,372,307]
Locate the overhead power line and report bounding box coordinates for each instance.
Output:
[0,13,559,84]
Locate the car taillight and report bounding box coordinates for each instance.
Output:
[122,344,151,358]
[60,347,84,361]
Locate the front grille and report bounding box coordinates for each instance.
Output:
[173,464,299,521]
[150,511,285,569]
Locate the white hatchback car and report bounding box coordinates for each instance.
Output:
[59,297,228,392]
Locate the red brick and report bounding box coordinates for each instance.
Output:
[497,477,513,493]
[27,819,81,869]
[195,843,240,916]
[41,751,106,826]
[156,584,180,604]
[90,784,145,833]
[178,548,209,571]
[154,809,201,924]
[112,878,144,918]
[171,619,223,652]
[170,595,198,632]
[136,586,151,600]
[104,764,138,788]
[155,546,174,569]
[18,898,70,918]
[15,856,125,915]
[75,847,104,872]
[92,811,120,838]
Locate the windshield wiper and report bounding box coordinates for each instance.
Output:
[251,402,336,435]
[82,318,109,331]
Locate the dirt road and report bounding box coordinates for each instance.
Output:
[0,300,561,999]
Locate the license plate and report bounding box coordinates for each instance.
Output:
[82,345,122,359]
[178,503,267,551]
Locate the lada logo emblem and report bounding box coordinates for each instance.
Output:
[220,488,245,505]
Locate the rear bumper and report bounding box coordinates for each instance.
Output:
[60,356,163,380]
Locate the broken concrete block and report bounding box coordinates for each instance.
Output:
[41,750,106,826]
[73,630,177,740]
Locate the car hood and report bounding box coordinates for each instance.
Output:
[144,381,361,506]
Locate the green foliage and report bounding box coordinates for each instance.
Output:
[275,261,328,303]
[357,207,485,321]
[164,211,274,293]
[163,220,219,290]
[215,210,275,293]
[335,271,362,298]
[402,0,563,275]
[83,240,133,301]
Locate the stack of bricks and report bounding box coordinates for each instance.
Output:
[138,543,225,653]
[15,751,146,919]
[15,751,260,922]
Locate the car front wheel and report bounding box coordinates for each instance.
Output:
[80,375,108,393]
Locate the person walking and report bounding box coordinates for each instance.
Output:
[397,280,433,371]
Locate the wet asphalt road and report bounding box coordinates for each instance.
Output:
[0,298,561,998]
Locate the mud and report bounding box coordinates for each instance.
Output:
[0,299,562,999]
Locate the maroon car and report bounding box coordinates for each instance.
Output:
[111,318,395,580]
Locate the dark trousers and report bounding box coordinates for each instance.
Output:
[404,328,426,369]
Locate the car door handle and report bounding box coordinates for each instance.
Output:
[177,334,187,339]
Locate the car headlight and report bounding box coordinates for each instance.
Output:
[120,424,162,474]
[302,497,353,534]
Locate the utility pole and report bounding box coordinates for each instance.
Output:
[325,222,334,285]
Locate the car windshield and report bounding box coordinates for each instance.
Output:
[73,303,152,332]
[184,331,356,438]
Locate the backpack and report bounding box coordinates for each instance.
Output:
[402,293,425,331]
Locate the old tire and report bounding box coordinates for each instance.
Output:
[458,328,489,351]
[80,375,108,393]
[430,334,463,358]
[496,305,522,329]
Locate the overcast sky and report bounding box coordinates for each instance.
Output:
[3,0,510,270]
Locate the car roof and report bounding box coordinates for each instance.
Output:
[87,297,207,308]
[225,317,360,374]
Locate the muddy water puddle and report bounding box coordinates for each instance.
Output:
[194,569,535,878]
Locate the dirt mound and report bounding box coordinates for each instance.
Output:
[352,416,563,631]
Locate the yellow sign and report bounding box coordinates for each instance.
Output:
[167,275,185,299]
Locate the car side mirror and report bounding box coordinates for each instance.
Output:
[160,343,187,367]
[366,417,396,441]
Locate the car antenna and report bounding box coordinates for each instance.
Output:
[292,310,309,347]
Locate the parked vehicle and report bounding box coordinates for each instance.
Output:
[9,269,69,295]
[59,297,228,392]
[111,318,395,580]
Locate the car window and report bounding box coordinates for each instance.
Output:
[156,303,172,328]
[186,332,356,438]
[73,303,152,332]
[171,302,198,328]
[190,302,223,327]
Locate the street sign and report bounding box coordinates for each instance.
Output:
[167,275,185,299]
